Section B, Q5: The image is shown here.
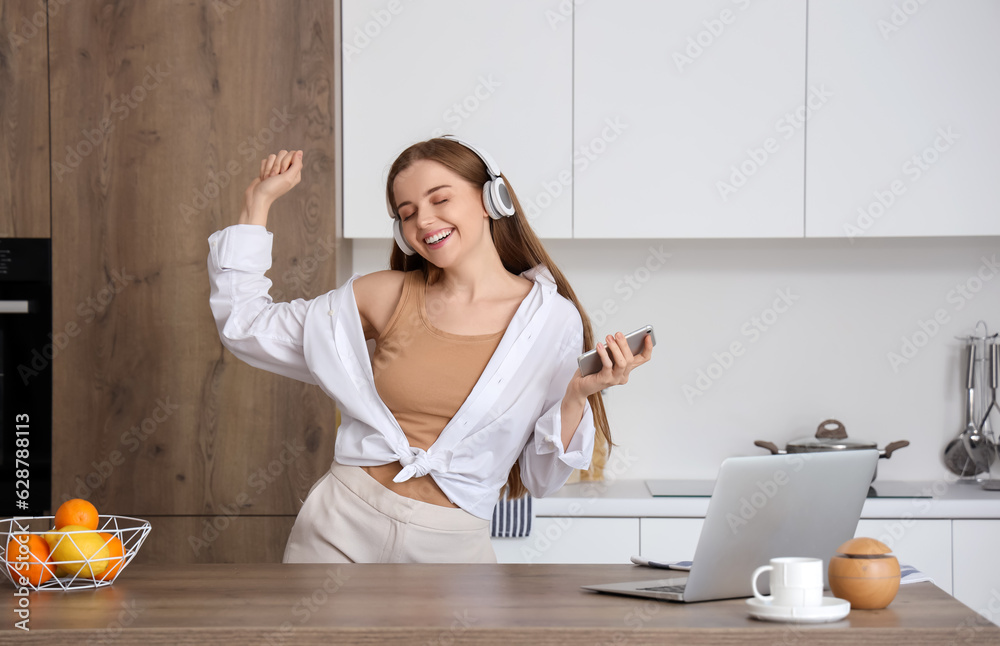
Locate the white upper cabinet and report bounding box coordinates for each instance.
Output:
[806,0,1000,238]
[342,0,573,239]
[573,0,807,238]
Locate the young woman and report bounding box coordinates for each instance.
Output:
[207,137,653,563]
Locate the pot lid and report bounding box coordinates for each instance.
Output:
[788,437,877,449]
[787,419,878,450]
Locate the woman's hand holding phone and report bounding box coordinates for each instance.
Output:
[568,327,654,401]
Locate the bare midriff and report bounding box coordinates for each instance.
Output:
[361,462,460,508]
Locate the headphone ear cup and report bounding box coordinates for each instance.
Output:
[491,177,515,217]
[393,218,415,256]
[482,179,516,220]
[482,182,501,220]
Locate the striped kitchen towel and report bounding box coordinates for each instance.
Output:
[489,494,533,537]
[899,564,934,585]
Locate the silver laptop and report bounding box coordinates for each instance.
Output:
[581,450,878,602]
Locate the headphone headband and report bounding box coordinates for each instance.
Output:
[441,135,503,179]
[388,136,515,256]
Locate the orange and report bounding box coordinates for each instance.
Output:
[5,534,54,586]
[54,499,100,531]
[94,533,125,581]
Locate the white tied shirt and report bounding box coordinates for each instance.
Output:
[207,224,596,520]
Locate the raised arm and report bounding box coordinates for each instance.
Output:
[207,149,317,384]
[208,225,317,384]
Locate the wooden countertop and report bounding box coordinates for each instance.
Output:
[2,563,999,644]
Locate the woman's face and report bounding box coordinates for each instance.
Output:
[392,159,490,265]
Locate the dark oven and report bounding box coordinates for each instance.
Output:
[0,239,52,516]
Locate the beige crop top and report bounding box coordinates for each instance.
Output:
[371,271,504,450]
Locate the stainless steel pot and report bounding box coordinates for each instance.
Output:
[754,419,910,482]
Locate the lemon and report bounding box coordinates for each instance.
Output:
[50,525,109,577]
[42,528,62,551]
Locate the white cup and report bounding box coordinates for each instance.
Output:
[751,557,824,607]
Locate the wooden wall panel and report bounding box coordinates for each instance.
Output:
[0,0,51,237]
[131,515,298,565]
[48,0,338,537]
[6,514,298,564]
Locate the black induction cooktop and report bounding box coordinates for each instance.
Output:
[645,479,933,498]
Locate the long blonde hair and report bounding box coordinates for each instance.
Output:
[385,137,613,499]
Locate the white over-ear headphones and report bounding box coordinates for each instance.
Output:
[388,135,516,256]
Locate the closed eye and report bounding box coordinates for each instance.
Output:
[399,196,448,220]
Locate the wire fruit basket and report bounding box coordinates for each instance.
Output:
[0,515,151,591]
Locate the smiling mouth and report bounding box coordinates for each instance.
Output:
[424,229,454,245]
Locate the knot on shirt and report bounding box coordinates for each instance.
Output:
[393,448,433,483]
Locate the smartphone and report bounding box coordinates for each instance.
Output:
[577,325,656,377]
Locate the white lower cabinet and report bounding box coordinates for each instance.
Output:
[491,517,639,564]
[854,519,952,595]
[953,520,1000,627]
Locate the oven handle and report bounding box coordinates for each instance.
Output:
[0,300,30,313]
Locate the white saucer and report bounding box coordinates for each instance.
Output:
[746,596,851,623]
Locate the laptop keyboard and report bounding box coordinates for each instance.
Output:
[638,583,687,594]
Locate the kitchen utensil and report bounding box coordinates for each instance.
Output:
[754,419,909,483]
[979,343,1000,489]
[944,437,976,476]
[944,344,979,476]
[961,344,993,475]
[981,343,999,430]
[984,344,998,462]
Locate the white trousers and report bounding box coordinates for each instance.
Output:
[282,461,497,564]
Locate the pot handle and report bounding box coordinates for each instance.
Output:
[754,440,785,455]
[816,419,847,439]
[880,440,910,459]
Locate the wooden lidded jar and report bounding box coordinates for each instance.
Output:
[828,537,901,609]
